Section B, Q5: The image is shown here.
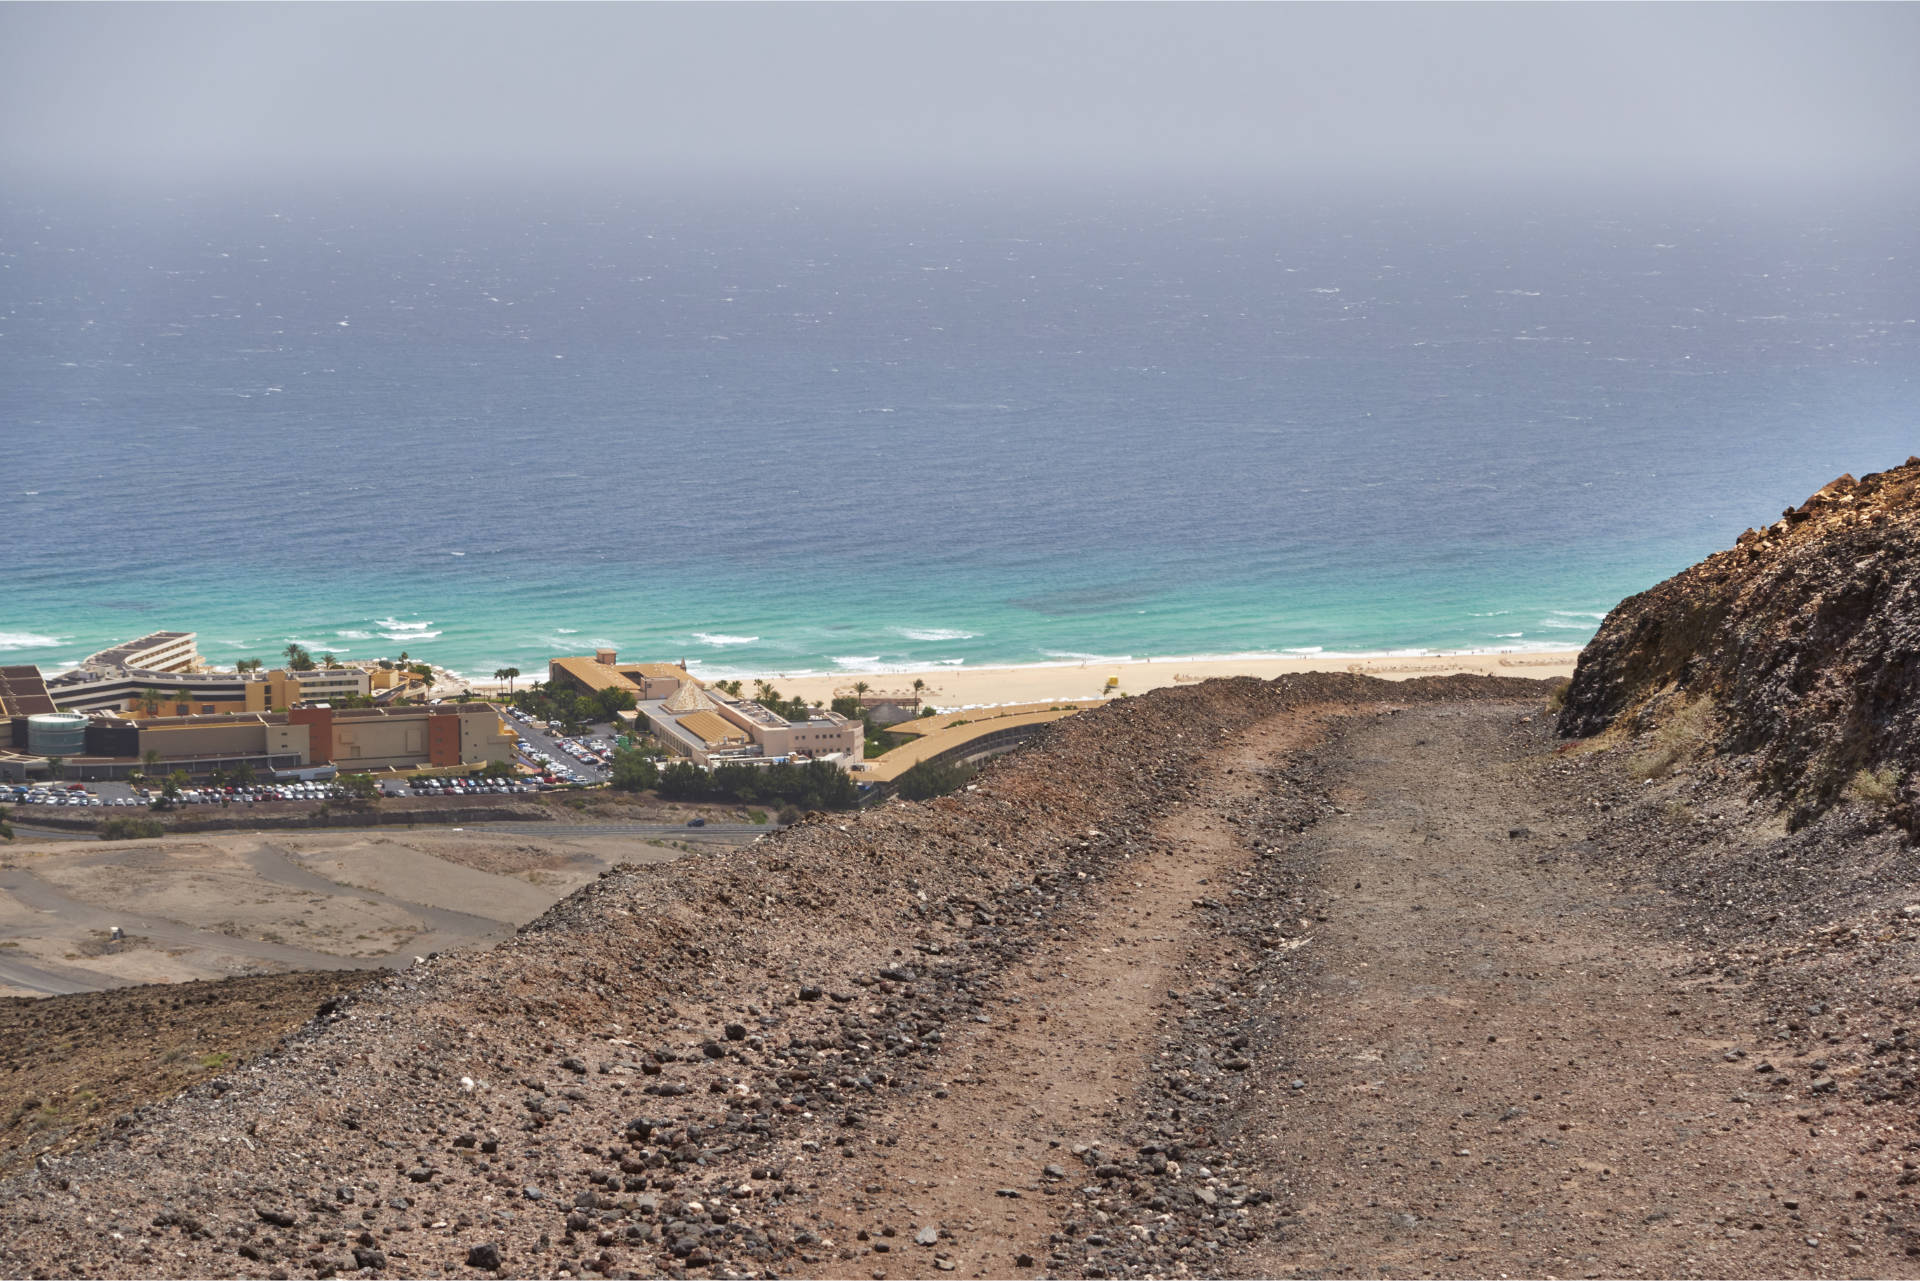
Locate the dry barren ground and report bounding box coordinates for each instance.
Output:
[2,678,1915,1279]
[0,827,687,998]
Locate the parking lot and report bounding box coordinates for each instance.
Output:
[5,778,359,811]
[3,780,145,811]
[499,706,616,785]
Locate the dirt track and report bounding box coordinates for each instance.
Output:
[4,680,1916,1278]
[772,700,1913,1278]
[1239,703,1904,1278]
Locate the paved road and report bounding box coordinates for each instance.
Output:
[3,822,96,842]
[0,952,116,996]
[480,822,770,842]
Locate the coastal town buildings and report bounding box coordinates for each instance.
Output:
[44,631,407,716]
[0,633,500,781]
[1,699,515,782]
[547,650,862,769]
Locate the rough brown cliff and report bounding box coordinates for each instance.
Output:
[1559,456,1920,829]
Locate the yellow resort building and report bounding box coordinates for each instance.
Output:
[547,651,863,769]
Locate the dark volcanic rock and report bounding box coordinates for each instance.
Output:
[1559,457,1920,828]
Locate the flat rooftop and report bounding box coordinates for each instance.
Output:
[142,711,291,727]
[330,702,504,719]
[731,700,789,729]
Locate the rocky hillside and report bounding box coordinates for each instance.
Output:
[0,672,1545,1280]
[1559,456,1920,829]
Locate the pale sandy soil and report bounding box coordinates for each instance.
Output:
[35,843,428,957]
[754,649,1580,709]
[0,826,687,999]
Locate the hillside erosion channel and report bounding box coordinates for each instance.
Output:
[4,671,1918,1279]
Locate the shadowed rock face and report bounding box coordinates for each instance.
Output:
[1559,457,1920,829]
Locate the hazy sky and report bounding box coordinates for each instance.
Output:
[4,2,1919,187]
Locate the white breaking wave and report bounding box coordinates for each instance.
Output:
[826,656,965,675]
[556,628,579,634]
[0,631,61,651]
[1538,618,1598,630]
[694,633,760,646]
[379,629,442,641]
[893,627,978,642]
[337,629,374,640]
[377,618,435,632]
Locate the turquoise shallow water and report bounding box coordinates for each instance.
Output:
[3,181,1915,681]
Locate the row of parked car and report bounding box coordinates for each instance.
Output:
[3,785,139,807]
[403,777,542,796]
[173,782,352,804]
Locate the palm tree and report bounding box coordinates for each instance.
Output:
[235,658,262,676]
[911,677,927,705]
[140,687,166,716]
[320,652,340,669]
[46,756,63,781]
[503,666,520,697]
[753,679,776,704]
[143,748,162,778]
[494,667,510,691]
[852,680,871,704]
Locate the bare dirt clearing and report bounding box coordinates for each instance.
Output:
[0,826,688,998]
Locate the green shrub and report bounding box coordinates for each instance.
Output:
[100,816,165,841]
[609,748,660,792]
[656,759,857,810]
[895,759,976,802]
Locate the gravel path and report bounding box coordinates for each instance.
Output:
[1239,704,1914,1279]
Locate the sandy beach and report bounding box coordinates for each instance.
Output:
[728,650,1580,710]
[462,650,1581,710]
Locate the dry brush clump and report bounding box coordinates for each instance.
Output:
[1624,693,1719,782]
[1846,765,1902,807]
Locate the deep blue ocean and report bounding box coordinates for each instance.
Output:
[3,179,1915,682]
